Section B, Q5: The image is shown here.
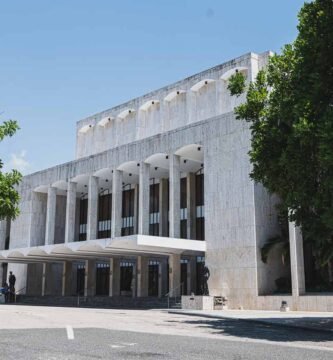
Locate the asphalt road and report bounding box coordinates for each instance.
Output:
[0,319,332,360]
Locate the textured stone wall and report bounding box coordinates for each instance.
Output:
[254,187,290,295]
[75,52,270,159]
[204,112,259,309]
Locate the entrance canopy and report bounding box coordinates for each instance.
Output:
[0,235,206,264]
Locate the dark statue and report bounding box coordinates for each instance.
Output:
[201,263,210,296]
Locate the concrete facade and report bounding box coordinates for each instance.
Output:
[0,51,326,311]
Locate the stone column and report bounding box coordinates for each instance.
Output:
[65,181,77,243]
[41,263,53,296]
[289,221,306,297]
[159,178,169,237]
[161,259,168,296]
[0,220,7,283]
[168,254,181,296]
[133,184,139,234]
[132,261,137,298]
[62,261,72,296]
[158,262,163,298]
[84,260,96,297]
[138,162,150,235]
[169,154,180,238]
[109,258,114,297]
[45,186,57,245]
[87,176,99,240]
[0,219,7,250]
[112,258,120,296]
[186,173,196,240]
[111,170,123,238]
[137,256,148,297]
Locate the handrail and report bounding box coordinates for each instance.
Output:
[164,282,184,309]
[164,282,184,298]
[77,285,96,307]
[14,287,27,303]
[15,286,26,295]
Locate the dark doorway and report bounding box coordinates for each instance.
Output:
[148,260,159,296]
[120,261,133,296]
[76,264,85,295]
[1,263,8,286]
[96,263,109,296]
[196,256,205,295]
[181,260,188,295]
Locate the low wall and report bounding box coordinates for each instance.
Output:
[255,295,333,312]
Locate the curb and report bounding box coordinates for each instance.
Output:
[168,310,333,334]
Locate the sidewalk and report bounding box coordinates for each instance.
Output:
[168,309,333,333]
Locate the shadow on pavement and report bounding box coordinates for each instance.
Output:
[168,317,333,343]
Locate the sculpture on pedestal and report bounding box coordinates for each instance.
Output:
[201,262,210,296]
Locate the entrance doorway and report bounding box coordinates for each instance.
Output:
[196,256,205,295]
[96,262,109,296]
[76,264,85,295]
[120,261,133,296]
[1,263,7,286]
[148,260,159,296]
[181,259,188,295]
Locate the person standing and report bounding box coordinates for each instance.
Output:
[8,271,16,303]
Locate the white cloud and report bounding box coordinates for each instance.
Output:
[5,150,32,175]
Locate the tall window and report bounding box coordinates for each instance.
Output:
[122,185,135,236]
[98,189,111,239]
[79,196,88,241]
[180,177,187,239]
[149,180,159,236]
[196,170,205,240]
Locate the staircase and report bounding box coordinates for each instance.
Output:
[14,295,174,309]
[167,296,182,309]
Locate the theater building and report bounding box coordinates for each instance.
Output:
[1,51,332,311]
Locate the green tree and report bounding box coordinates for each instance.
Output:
[0,120,22,220]
[228,0,333,265]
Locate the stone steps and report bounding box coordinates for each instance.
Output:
[15,295,178,309]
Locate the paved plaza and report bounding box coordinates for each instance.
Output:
[0,305,332,359]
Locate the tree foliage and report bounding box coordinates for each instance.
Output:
[0,120,22,220]
[228,0,333,265]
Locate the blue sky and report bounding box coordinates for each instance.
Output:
[0,0,305,174]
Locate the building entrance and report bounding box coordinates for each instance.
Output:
[96,262,109,296]
[181,260,188,295]
[1,263,8,286]
[196,256,205,295]
[120,261,133,296]
[76,264,85,295]
[148,260,159,296]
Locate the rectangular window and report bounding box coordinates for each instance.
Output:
[180,177,187,239]
[149,182,160,236]
[98,192,111,238]
[121,187,135,236]
[195,173,205,240]
[79,198,88,241]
